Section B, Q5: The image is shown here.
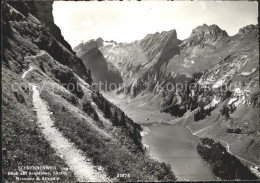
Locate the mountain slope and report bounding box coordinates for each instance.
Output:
[2,1,176,182]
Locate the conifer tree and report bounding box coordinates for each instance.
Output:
[120,112,126,126]
[113,111,119,126]
[104,101,111,119]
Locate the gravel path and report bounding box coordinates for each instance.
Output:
[30,84,109,182]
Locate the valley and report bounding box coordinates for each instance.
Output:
[103,91,259,180]
[2,1,259,182]
[103,92,217,181]
[90,22,259,180]
[102,92,173,125]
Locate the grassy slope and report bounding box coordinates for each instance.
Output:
[2,3,77,181]
[2,67,76,182]
[39,81,176,181]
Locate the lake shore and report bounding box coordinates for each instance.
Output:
[142,124,217,181]
[102,92,217,181]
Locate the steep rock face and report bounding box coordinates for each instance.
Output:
[139,29,179,64]
[3,1,91,82]
[198,24,259,106]
[99,29,182,97]
[74,40,123,89]
[28,1,73,52]
[141,30,182,80]
[9,1,73,52]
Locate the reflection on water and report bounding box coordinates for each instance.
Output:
[142,124,217,181]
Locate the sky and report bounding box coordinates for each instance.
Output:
[53,1,258,48]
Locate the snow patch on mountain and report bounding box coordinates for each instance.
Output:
[240,68,257,76]
[204,96,221,109]
[103,41,116,47]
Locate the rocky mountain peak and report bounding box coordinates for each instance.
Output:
[191,24,228,36]
[139,29,179,62]
[183,24,228,47]
[238,24,259,35]
[96,37,104,47]
[74,39,98,53]
[106,40,117,44]
[143,29,178,42]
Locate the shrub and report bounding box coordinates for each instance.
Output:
[13,91,25,103]
[82,98,95,115]
[223,90,232,100]
[70,95,78,106]
[163,104,186,117]
[220,105,230,120]
[226,128,242,134]
[194,105,216,121]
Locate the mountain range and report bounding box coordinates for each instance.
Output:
[74,23,259,167]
